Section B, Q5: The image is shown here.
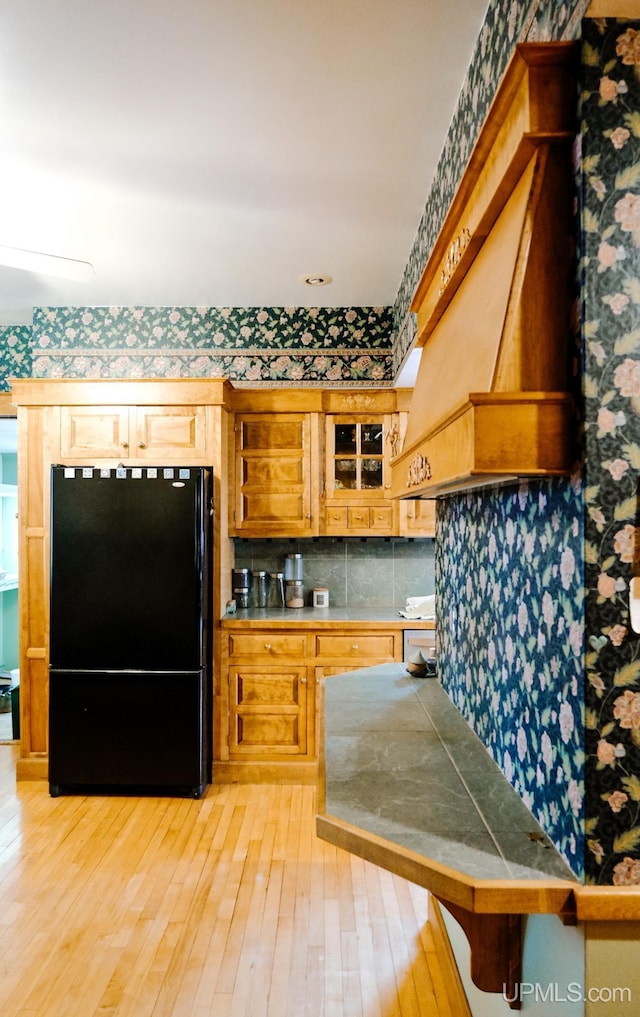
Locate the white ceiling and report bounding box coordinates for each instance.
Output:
[0,0,489,327]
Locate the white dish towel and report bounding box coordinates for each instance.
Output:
[398,594,436,620]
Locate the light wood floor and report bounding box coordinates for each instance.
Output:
[0,746,464,1017]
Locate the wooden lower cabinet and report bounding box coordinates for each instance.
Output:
[218,622,412,783]
[228,664,311,757]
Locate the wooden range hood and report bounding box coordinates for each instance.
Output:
[391,42,578,501]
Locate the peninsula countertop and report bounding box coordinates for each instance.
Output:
[317,662,577,895]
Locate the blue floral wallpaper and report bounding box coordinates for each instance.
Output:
[421,0,589,880]
[436,479,586,872]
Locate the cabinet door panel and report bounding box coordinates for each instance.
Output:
[60,406,129,458]
[242,456,303,487]
[135,406,206,458]
[233,413,314,535]
[236,714,301,750]
[229,665,308,756]
[241,491,307,526]
[400,499,436,537]
[242,418,304,450]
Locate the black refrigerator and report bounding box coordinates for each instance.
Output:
[48,464,213,798]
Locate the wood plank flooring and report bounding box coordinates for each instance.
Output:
[0,747,464,1017]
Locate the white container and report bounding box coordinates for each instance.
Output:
[313,587,329,608]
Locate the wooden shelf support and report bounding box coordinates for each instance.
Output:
[437,898,523,1010]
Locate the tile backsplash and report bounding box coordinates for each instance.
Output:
[233,537,434,608]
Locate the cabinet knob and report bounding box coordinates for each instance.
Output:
[264,642,271,650]
[351,643,359,651]
[300,676,307,684]
[121,442,129,449]
[137,442,146,449]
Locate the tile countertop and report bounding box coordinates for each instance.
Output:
[318,663,578,886]
[221,607,435,627]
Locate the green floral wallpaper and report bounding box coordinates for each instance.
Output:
[30,306,393,386]
[0,326,33,389]
[581,19,640,886]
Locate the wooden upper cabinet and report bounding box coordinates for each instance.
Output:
[60,404,207,459]
[60,405,130,458]
[134,405,207,458]
[399,499,436,538]
[231,412,317,536]
[323,413,399,536]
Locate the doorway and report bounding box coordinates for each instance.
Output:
[0,417,18,743]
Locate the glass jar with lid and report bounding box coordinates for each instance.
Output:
[285,553,303,583]
[250,570,268,608]
[267,572,285,608]
[285,580,305,609]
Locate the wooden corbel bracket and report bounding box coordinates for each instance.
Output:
[435,897,523,1010]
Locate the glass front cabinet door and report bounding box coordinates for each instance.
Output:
[324,415,397,535]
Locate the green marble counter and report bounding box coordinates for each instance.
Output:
[318,662,577,885]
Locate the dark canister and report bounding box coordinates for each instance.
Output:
[232,567,250,609]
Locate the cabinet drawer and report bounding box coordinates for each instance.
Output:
[315,634,396,659]
[325,506,348,529]
[370,505,394,530]
[347,507,369,528]
[324,502,395,535]
[228,633,308,658]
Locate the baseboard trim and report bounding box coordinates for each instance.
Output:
[213,760,318,784]
[16,756,49,781]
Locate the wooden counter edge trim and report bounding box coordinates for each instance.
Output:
[220,617,436,630]
[315,812,576,917]
[574,885,640,921]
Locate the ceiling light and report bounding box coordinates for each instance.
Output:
[299,273,333,287]
[0,245,94,282]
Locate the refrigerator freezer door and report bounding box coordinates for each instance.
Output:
[49,670,209,796]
